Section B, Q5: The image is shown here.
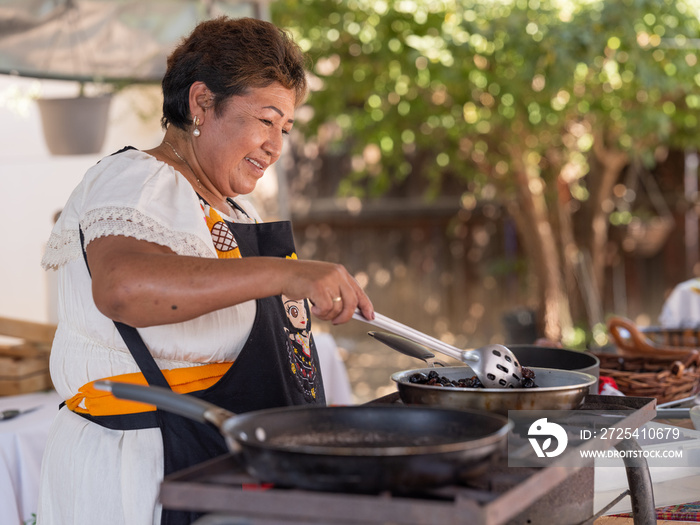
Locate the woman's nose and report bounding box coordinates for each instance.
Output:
[264,129,284,160]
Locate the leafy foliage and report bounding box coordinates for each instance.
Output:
[273,0,700,197]
[272,0,700,340]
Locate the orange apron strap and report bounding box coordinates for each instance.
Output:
[65,362,233,417]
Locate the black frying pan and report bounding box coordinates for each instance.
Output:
[95,380,510,493]
[508,345,600,392]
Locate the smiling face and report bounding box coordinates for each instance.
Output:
[194,82,296,197]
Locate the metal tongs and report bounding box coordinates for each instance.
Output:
[354,309,523,388]
[367,331,447,367]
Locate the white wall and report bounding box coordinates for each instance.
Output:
[0,76,164,323]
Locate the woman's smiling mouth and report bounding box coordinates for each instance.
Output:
[246,157,265,172]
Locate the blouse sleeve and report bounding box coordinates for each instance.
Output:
[42,149,216,270]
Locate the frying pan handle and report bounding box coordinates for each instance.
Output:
[94,380,232,427]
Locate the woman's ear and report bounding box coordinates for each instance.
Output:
[188,81,213,121]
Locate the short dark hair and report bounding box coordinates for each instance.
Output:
[161,17,308,130]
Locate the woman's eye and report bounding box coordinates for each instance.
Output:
[260,119,290,136]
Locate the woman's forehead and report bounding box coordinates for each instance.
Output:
[229,84,296,115]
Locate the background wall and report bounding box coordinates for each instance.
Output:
[0,76,163,325]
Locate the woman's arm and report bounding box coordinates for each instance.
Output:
[86,235,373,328]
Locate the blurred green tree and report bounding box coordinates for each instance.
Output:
[272,0,700,345]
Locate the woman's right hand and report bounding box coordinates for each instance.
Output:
[280,260,374,325]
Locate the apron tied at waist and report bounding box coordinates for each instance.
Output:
[65,362,233,416]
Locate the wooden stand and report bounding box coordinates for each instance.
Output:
[0,317,56,396]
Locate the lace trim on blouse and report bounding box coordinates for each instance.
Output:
[41,206,215,270]
[41,229,82,270]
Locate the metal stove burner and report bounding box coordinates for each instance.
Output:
[160,395,658,525]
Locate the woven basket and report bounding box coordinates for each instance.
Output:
[642,326,700,348]
[607,316,696,359]
[594,351,700,405]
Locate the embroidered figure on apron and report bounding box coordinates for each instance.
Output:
[282,295,319,401]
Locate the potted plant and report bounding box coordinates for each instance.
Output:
[36,81,114,155]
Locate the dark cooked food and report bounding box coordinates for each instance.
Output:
[408,368,538,389]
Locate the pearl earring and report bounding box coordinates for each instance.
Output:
[193,116,201,137]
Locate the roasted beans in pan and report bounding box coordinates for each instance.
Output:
[408,368,539,389]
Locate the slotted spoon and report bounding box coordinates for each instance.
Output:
[354,310,523,388]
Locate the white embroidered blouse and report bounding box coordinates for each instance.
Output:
[37,148,261,525]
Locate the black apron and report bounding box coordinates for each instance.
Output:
[76,206,325,525]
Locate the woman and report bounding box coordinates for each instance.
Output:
[37,17,374,525]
